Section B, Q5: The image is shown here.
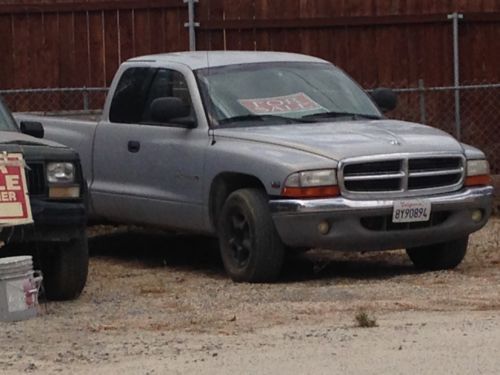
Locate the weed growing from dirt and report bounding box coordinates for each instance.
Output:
[355,310,378,328]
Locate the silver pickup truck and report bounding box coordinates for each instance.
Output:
[16,51,494,282]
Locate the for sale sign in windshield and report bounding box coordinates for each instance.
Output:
[0,153,32,226]
[238,93,324,115]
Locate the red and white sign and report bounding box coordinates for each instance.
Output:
[0,153,32,226]
[239,92,324,115]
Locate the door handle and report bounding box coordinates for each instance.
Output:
[128,140,140,153]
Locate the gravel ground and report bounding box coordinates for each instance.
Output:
[1,218,499,374]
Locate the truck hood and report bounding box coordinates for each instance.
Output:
[214,119,464,161]
[0,130,67,148]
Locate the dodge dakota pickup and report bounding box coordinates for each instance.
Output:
[16,51,493,282]
[1,98,87,299]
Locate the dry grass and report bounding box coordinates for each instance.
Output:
[355,310,378,328]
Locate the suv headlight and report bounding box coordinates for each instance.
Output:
[47,162,75,183]
[46,162,80,199]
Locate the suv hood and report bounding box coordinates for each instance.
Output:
[0,130,66,148]
[215,119,464,161]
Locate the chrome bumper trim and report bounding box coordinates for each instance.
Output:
[269,186,494,215]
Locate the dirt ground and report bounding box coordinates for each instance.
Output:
[1,218,499,374]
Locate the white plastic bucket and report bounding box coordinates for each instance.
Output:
[0,256,43,322]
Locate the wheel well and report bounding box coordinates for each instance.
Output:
[209,173,266,229]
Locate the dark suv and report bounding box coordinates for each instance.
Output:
[0,99,87,300]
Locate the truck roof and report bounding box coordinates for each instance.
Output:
[127,51,329,70]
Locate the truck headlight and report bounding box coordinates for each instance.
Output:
[47,162,75,183]
[465,159,491,186]
[282,169,339,198]
[466,159,490,176]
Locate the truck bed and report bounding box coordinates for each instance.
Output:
[13,112,99,185]
[16,110,102,122]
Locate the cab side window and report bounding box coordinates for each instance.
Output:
[109,67,155,124]
[141,69,194,126]
[109,67,194,127]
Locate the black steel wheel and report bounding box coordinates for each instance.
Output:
[218,188,284,282]
[406,236,469,271]
[38,230,89,300]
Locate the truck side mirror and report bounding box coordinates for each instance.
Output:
[150,97,194,127]
[370,88,398,113]
[20,121,44,138]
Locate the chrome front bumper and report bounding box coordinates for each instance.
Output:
[269,186,494,251]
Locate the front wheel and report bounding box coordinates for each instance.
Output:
[38,231,89,300]
[406,236,469,271]
[218,188,284,282]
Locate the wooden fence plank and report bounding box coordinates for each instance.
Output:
[58,12,77,87]
[0,15,14,89]
[149,8,166,54]
[87,10,105,87]
[73,11,90,86]
[11,14,31,89]
[133,9,151,56]
[118,9,134,62]
[104,10,119,85]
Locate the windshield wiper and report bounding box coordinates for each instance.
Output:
[218,114,314,126]
[301,111,382,120]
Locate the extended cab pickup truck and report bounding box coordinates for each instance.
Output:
[0,98,87,299]
[16,51,494,282]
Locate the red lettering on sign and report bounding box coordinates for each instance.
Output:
[239,93,324,115]
[0,154,32,225]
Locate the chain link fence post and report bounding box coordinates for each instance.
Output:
[448,12,464,140]
[184,0,199,51]
[418,79,427,124]
[82,87,89,111]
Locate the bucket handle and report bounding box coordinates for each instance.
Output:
[31,270,43,291]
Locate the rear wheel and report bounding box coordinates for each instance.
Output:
[38,231,89,300]
[406,237,468,270]
[218,188,284,282]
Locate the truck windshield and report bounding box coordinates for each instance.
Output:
[195,62,382,128]
[0,99,19,132]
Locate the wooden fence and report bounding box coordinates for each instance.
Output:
[0,1,499,172]
[0,0,499,89]
[0,0,189,89]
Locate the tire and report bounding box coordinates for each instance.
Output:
[218,188,284,282]
[406,236,469,271]
[38,231,89,300]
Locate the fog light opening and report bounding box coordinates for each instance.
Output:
[471,209,483,223]
[318,221,330,235]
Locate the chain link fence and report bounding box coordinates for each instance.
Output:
[0,87,108,114]
[0,83,499,173]
[388,83,500,174]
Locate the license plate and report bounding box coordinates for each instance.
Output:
[392,200,431,223]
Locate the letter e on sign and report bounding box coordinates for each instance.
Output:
[6,175,21,190]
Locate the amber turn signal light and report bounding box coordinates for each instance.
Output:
[464,175,492,187]
[281,186,340,198]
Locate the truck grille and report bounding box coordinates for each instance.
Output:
[26,163,46,195]
[339,154,465,198]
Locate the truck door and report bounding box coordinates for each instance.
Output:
[91,66,208,231]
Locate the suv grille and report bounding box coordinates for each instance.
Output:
[26,163,46,195]
[339,155,465,197]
